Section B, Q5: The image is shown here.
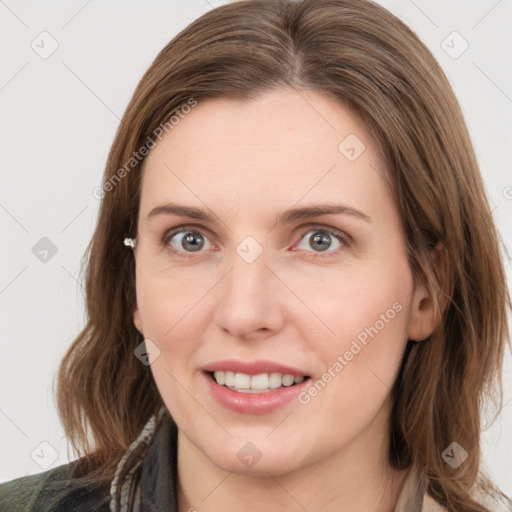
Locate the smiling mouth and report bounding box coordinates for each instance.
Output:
[207,370,310,393]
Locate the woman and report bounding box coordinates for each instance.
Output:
[1,0,510,511]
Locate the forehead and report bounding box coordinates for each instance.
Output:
[138,89,392,221]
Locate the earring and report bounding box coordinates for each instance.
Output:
[123,237,137,249]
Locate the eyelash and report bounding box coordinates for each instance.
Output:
[161,224,352,259]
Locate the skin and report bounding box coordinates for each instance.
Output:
[133,88,436,512]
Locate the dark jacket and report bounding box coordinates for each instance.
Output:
[0,463,111,512]
[0,407,178,511]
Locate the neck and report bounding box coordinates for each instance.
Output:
[176,406,409,512]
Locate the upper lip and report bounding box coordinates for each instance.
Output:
[203,359,309,377]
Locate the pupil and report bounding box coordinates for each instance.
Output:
[183,232,204,252]
[310,232,330,252]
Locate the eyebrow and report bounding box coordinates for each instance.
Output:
[147,202,372,225]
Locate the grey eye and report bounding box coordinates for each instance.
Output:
[296,230,343,253]
[169,230,211,252]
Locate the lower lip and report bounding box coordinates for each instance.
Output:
[203,371,311,415]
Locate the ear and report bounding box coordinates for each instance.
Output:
[407,243,447,341]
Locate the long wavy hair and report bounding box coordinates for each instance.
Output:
[54,1,510,510]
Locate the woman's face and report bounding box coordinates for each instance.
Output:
[133,88,434,476]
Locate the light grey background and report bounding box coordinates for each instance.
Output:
[1,0,511,495]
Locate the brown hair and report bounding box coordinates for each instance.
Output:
[55,1,510,510]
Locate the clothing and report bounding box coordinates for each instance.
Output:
[1,407,510,511]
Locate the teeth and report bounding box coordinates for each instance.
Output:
[225,371,235,387]
[269,372,282,389]
[234,372,251,389]
[282,374,295,386]
[251,373,269,389]
[214,371,225,386]
[212,371,306,392]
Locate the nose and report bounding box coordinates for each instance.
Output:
[213,247,285,340]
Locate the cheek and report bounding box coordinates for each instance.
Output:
[135,275,211,422]
[291,260,413,421]
[135,272,211,368]
[287,257,412,342]
[135,253,216,330]
[287,260,414,404]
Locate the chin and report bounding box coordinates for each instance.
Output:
[196,435,304,476]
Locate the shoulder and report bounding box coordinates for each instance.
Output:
[396,467,512,512]
[0,460,111,512]
[423,486,512,512]
[422,491,512,512]
[477,487,512,512]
